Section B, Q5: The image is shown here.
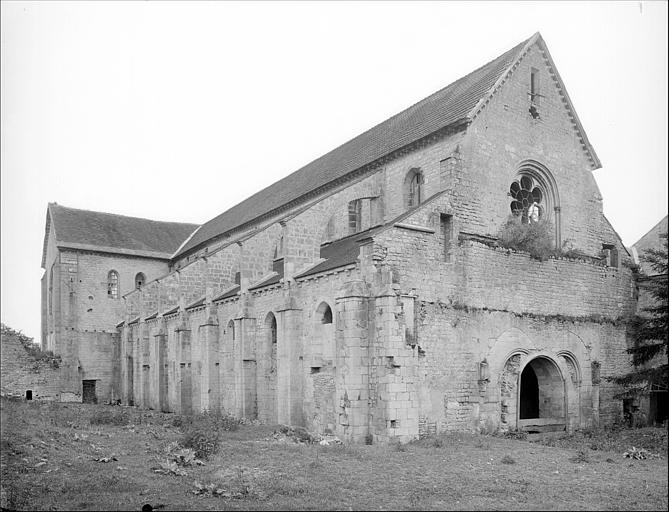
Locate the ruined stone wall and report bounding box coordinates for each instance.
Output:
[376,215,635,320]
[0,333,65,401]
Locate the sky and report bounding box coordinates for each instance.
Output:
[1,1,667,344]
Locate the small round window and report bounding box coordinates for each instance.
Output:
[510,175,544,223]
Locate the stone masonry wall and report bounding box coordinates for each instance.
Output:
[460,42,626,258]
[1,333,65,401]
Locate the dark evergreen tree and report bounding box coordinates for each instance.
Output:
[614,234,668,393]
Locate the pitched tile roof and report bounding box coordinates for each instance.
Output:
[295,225,385,279]
[212,285,241,302]
[174,36,535,259]
[43,203,198,266]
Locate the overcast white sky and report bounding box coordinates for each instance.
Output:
[1,1,667,343]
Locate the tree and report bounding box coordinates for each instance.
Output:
[613,233,668,394]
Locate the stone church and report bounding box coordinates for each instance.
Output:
[41,33,636,443]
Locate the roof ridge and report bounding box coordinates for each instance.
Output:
[174,34,548,259]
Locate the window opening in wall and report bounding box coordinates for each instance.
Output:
[440,213,453,262]
[602,244,619,268]
[321,304,333,324]
[270,315,277,345]
[107,270,119,299]
[228,320,235,341]
[135,272,145,289]
[405,169,424,208]
[234,271,241,285]
[26,390,32,400]
[509,175,544,224]
[348,199,362,234]
[273,235,284,260]
[529,68,541,118]
[530,68,540,104]
[48,264,54,316]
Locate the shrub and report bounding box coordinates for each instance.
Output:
[182,428,221,460]
[496,216,555,261]
[178,409,239,460]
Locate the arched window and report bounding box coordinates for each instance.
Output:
[348,199,362,234]
[405,168,424,208]
[227,320,235,341]
[135,272,145,289]
[269,314,277,345]
[107,270,119,299]
[317,302,333,324]
[508,161,561,247]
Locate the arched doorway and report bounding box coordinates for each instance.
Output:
[517,357,566,433]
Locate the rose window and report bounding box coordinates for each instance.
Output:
[509,175,544,223]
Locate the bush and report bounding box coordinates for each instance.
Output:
[182,428,221,460]
[501,455,516,464]
[497,216,555,261]
[178,409,239,460]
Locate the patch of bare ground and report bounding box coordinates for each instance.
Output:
[1,397,667,511]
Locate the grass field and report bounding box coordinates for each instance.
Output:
[1,397,667,511]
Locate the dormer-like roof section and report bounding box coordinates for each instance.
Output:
[41,203,199,268]
[174,35,537,259]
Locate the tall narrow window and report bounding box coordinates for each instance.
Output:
[270,314,277,345]
[404,169,424,208]
[348,199,362,234]
[107,270,119,299]
[135,272,145,289]
[440,214,453,262]
[602,244,619,268]
[48,263,55,316]
[530,68,540,104]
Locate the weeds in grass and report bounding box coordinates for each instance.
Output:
[499,430,528,441]
[182,429,221,460]
[475,437,491,450]
[501,455,516,464]
[569,450,590,463]
[89,409,130,426]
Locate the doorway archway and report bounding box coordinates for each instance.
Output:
[517,356,566,432]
